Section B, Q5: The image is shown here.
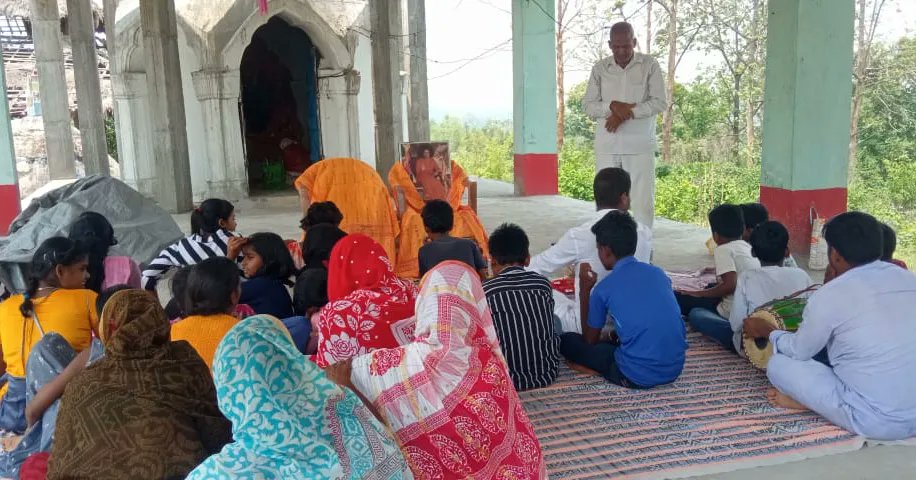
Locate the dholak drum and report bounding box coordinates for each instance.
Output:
[743,286,819,369]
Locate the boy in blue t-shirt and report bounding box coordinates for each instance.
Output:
[560,210,687,388]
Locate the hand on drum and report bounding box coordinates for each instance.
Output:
[743,316,779,339]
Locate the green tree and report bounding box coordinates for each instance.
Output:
[563,81,596,142]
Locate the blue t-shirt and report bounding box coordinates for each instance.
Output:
[240,276,295,319]
[588,256,687,387]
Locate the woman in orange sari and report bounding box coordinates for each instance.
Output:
[389,160,489,279]
[295,158,400,262]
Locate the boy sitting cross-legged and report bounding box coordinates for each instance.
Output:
[483,223,560,391]
[418,199,488,280]
[560,211,687,389]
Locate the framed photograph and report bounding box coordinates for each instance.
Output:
[401,142,451,201]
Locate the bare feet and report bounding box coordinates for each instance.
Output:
[767,387,809,411]
[566,361,601,377]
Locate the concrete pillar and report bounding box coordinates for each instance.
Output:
[760,0,855,253]
[370,0,404,177]
[0,49,21,234]
[67,0,110,176]
[191,68,248,202]
[104,0,127,172]
[406,0,430,141]
[319,70,361,160]
[113,72,156,196]
[140,0,193,212]
[512,0,558,196]
[29,0,76,179]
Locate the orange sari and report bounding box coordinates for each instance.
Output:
[389,161,488,279]
[295,158,400,262]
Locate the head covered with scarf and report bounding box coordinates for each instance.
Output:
[348,261,545,479]
[49,290,231,479]
[313,234,418,368]
[187,315,410,479]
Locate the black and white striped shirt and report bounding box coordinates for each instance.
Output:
[141,229,238,290]
[483,266,560,391]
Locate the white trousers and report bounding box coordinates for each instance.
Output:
[595,153,656,228]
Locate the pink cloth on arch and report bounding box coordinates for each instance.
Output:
[102,256,142,290]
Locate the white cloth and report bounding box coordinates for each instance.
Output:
[583,53,667,155]
[713,240,761,318]
[595,153,657,229]
[768,261,916,440]
[528,208,652,331]
[728,266,813,353]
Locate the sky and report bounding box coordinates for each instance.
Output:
[424,0,916,121]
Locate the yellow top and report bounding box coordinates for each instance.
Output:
[0,289,99,398]
[389,161,489,279]
[170,314,239,369]
[295,158,400,261]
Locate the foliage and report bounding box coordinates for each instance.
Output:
[564,82,596,142]
[431,116,514,182]
[105,115,118,160]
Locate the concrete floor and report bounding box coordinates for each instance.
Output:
[173,178,913,479]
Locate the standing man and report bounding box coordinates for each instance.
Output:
[582,22,666,229]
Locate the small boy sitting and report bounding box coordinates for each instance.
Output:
[483,224,560,391]
[560,211,686,389]
[740,203,798,268]
[689,221,812,354]
[418,199,488,279]
[676,204,761,317]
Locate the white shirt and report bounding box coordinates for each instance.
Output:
[582,53,667,155]
[713,240,761,318]
[771,261,916,438]
[528,208,652,306]
[728,266,813,353]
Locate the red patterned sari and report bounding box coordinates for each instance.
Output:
[350,261,546,479]
[313,234,418,368]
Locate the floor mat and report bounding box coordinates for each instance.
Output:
[519,334,865,479]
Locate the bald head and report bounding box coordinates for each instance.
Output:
[608,22,637,67]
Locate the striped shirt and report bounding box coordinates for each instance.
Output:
[141,229,238,290]
[483,266,560,391]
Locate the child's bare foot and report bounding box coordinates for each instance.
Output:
[566,361,601,376]
[767,387,808,410]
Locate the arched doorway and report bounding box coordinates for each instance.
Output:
[239,16,321,192]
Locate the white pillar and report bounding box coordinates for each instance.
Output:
[67,0,110,175]
[112,72,156,196]
[191,68,248,201]
[318,70,361,160]
[140,0,193,212]
[29,0,76,179]
[407,0,430,141]
[370,0,404,177]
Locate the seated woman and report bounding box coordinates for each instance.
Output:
[171,257,242,368]
[239,232,296,319]
[187,315,411,479]
[289,267,331,355]
[67,212,141,291]
[313,234,418,368]
[389,160,488,279]
[325,261,546,479]
[48,290,232,479]
[0,238,98,434]
[295,158,400,262]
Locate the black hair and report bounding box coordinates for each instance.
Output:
[245,232,296,281]
[880,223,897,261]
[293,267,329,315]
[20,237,88,317]
[594,168,631,209]
[591,210,638,258]
[708,204,745,240]
[822,211,882,266]
[301,224,348,270]
[190,198,235,241]
[421,199,454,234]
[67,211,117,293]
[185,257,241,316]
[165,266,192,320]
[749,221,790,264]
[95,284,132,316]
[739,203,769,231]
[488,223,530,265]
[300,201,344,231]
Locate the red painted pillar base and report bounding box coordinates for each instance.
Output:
[760,186,847,254]
[513,153,558,196]
[0,184,19,235]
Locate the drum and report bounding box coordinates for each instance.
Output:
[743,286,818,370]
